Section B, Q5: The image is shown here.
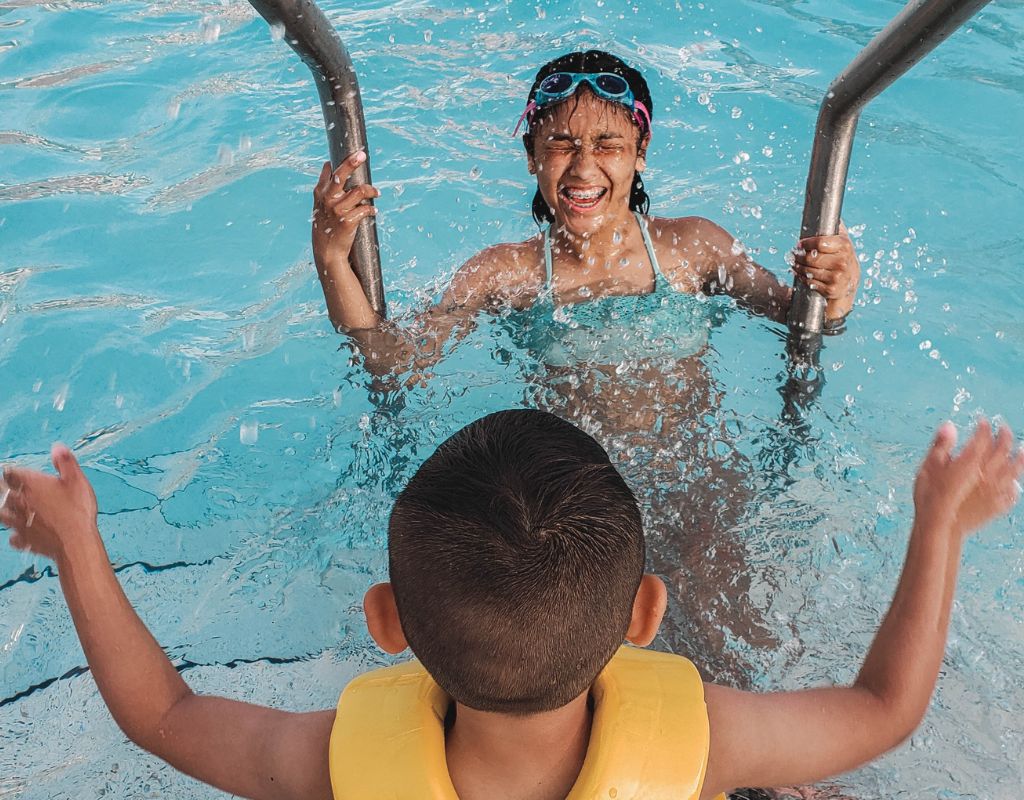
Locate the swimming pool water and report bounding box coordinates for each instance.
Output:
[1,0,1022,797]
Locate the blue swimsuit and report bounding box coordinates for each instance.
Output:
[516,212,711,367]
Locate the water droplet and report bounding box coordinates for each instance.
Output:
[269,21,286,41]
[730,106,742,119]
[200,18,221,44]
[240,420,258,445]
[423,29,433,43]
[52,384,68,412]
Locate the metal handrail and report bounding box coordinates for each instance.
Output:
[248,0,386,317]
[788,0,992,339]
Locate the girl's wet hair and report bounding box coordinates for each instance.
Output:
[523,50,653,225]
[388,409,645,714]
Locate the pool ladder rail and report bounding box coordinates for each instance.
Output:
[245,0,992,371]
[247,0,386,319]
[783,0,992,419]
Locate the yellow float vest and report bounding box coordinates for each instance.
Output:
[329,645,726,800]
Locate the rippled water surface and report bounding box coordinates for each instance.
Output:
[2,0,1023,797]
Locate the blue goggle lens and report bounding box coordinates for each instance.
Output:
[594,73,629,96]
[538,72,630,98]
[539,73,573,94]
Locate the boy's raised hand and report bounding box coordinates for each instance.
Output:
[2,444,98,560]
[914,419,1024,539]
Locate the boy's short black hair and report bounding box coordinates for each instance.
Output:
[388,409,645,714]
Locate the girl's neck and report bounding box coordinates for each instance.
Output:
[551,208,640,264]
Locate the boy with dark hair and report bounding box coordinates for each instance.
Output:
[2,410,1021,800]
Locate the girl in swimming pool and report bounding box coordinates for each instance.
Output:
[314,51,861,685]
[310,50,860,370]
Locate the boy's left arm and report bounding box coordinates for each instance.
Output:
[1,446,334,800]
[674,217,859,324]
[698,420,1023,799]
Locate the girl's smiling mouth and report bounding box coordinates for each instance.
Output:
[560,185,607,211]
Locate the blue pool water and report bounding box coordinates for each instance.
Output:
[1,0,1023,797]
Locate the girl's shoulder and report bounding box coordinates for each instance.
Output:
[643,214,725,244]
[449,234,546,309]
[642,215,727,292]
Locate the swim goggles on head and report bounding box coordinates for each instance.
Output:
[513,71,652,137]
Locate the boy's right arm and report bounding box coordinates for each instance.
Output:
[700,420,1024,798]
[1,447,335,800]
[312,155,515,377]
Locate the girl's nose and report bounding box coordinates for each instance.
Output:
[569,145,599,177]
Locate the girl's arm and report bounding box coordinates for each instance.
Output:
[1,447,334,800]
[699,420,1023,798]
[664,216,858,323]
[312,156,535,376]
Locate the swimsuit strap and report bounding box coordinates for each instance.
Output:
[545,212,664,291]
[543,223,554,291]
[634,211,666,286]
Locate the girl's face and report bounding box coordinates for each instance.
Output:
[527,90,648,238]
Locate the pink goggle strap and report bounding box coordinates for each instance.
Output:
[633,100,652,138]
[512,101,537,137]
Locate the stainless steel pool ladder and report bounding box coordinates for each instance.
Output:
[248,0,386,318]
[247,0,992,334]
[789,0,993,342]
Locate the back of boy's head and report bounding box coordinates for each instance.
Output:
[389,409,645,714]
